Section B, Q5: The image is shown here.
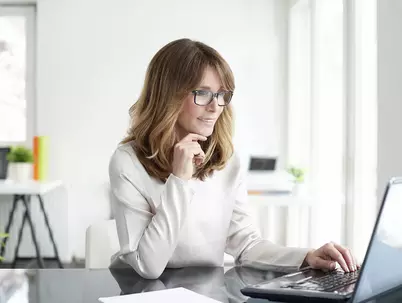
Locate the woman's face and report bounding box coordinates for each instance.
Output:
[176,66,225,139]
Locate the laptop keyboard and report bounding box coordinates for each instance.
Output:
[286,269,360,292]
[310,269,360,290]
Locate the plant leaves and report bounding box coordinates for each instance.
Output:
[6,145,34,163]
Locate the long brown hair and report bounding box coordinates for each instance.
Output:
[122,38,235,182]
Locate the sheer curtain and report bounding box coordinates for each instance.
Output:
[286,0,377,260]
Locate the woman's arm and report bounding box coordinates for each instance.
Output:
[109,148,194,279]
[225,166,310,273]
[225,166,358,273]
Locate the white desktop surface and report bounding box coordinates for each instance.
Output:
[0,180,62,195]
[99,287,221,303]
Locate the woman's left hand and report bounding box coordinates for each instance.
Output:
[304,242,360,272]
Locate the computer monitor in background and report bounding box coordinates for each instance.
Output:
[249,157,277,171]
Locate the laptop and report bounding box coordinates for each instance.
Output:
[241,177,402,303]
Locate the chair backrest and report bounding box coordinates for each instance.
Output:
[85,219,120,268]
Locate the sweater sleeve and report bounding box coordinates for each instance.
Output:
[109,148,195,279]
[225,159,311,273]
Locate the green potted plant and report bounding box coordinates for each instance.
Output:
[0,232,8,262]
[287,166,306,195]
[287,166,305,183]
[7,146,34,182]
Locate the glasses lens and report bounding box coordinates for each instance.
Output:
[193,90,232,106]
[219,91,232,106]
[194,90,212,105]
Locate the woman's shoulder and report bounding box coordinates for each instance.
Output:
[109,141,143,177]
[108,141,153,201]
[216,150,244,183]
[224,150,242,172]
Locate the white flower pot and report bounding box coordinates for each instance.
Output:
[293,182,307,197]
[7,163,33,182]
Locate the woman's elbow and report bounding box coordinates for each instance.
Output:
[123,253,165,279]
[137,268,164,279]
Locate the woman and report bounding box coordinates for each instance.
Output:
[109,38,358,279]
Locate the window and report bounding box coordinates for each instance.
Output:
[344,0,378,261]
[287,0,312,172]
[288,0,345,198]
[288,0,345,247]
[287,0,377,259]
[0,5,35,146]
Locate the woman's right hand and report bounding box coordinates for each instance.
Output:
[172,133,207,181]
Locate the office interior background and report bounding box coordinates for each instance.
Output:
[0,0,401,268]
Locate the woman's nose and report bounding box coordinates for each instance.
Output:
[207,96,219,112]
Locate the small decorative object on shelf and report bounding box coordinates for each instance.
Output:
[287,166,306,196]
[6,146,34,182]
[33,136,49,181]
[287,166,305,183]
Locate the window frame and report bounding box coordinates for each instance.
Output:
[0,4,36,148]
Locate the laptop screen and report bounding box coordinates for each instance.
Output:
[353,179,402,302]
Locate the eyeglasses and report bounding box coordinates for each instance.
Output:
[191,90,233,107]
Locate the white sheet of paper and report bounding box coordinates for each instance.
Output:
[98,287,221,303]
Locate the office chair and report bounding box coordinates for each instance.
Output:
[85,219,119,268]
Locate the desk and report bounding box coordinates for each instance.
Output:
[1,267,402,303]
[0,181,63,268]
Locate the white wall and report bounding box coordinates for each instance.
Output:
[377,0,402,199]
[31,0,289,259]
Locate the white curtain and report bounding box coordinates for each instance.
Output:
[285,0,377,260]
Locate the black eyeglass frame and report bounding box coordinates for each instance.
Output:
[191,90,234,107]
